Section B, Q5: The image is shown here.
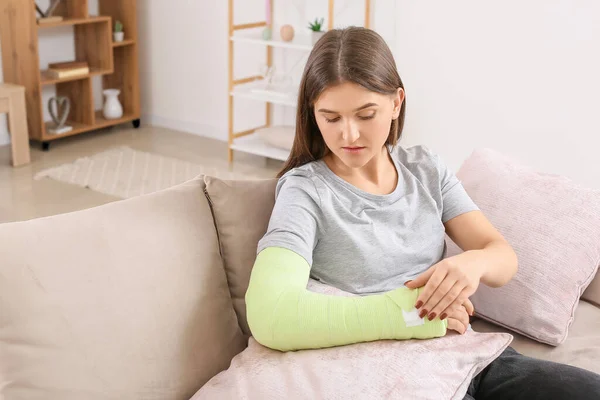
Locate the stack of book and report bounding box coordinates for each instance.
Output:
[46,61,89,80]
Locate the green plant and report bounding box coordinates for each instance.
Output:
[307,17,324,32]
[114,20,123,33]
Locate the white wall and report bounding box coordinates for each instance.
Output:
[394,1,600,189]
[138,1,231,140]
[139,0,600,188]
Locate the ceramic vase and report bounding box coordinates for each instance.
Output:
[102,89,123,120]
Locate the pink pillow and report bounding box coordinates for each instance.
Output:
[191,280,512,400]
[445,148,600,346]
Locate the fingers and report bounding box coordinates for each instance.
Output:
[463,298,475,316]
[446,306,470,334]
[456,306,470,328]
[414,267,447,316]
[404,266,436,289]
[423,281,465,320]
[429,286,468,319]
[447,317,467,335]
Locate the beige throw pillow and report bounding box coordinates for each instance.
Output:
[203,176,278,335]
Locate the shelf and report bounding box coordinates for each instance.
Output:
[93,111,137,128]
[230,81,298,107]
[43,112,137,140]
[37,16,111,29]
[44,120,92,139]
[112,39,135,47]
[41,67,112,85]
[230,32,314,51]
[230,133,290,162]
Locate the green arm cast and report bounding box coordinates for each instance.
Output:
[246,247,447,351]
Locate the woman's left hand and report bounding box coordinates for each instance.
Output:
[405,252,484,321]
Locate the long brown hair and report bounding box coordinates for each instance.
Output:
[277,27,406,178]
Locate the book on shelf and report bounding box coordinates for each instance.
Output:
[46,61,90,79]
[48,61,89,70]
[46,67,90,79]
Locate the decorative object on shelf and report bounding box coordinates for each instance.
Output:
[262,27,272,40]
[262,0,272,40]
[35,0,64,25]
[102,89,123,120]
[253,65,294,97]
[47,96,73,135]
[113,20,124,42]
[280,24,295,42]
[308,17,325,44]
[256,125,295,151]
[47,60,89,80]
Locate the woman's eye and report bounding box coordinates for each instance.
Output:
[358,114,376,120]
[325,117,340,123]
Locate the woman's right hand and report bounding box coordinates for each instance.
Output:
[445,298,474,335]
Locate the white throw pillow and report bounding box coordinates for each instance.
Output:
[256,125,295,151]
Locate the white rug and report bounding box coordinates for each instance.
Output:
[34,146,258,199]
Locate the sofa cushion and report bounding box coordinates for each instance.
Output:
[445,148,600,346]
[0,176,246,400]
[203,176,277,335]
[471,300,600,374]
[191,280,513,400]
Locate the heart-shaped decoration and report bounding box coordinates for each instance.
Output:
[48,96,71,127]
[36,0,62,18]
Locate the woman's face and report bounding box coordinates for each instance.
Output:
[313,81,404,169]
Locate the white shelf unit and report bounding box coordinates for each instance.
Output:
[230,134,290,162]
[227,0,371,164]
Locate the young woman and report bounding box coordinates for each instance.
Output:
[245,27,600,399]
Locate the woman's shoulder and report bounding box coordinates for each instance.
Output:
[392,144,445,186]
[276,161,323,205]
[393,144,439,166]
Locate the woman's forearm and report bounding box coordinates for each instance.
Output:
[246,247,447,351]
[458,240,518,288]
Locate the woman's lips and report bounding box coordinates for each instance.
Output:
[342,146,365,154]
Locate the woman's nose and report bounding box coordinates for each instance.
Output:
[341,120,360,143]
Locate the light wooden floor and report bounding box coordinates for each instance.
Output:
[0,124,282,223]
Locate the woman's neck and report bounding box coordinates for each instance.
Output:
[324,146,398,195]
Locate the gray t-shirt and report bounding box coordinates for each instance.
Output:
[257,145,479,295]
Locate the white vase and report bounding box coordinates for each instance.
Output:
[311,30,325,45]
[102,89,123,120]
[114,32,124,42]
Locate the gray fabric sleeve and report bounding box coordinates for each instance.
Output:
[256,173,321,266]
[432,152,479,223]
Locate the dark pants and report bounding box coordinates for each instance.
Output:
[464,347,600,399]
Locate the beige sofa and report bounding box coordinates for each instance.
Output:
[0,175,599,399]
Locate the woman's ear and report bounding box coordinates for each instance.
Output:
[392,88,405,120]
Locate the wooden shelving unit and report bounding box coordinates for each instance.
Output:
[227,0,371,164]
[0,0,141,150]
